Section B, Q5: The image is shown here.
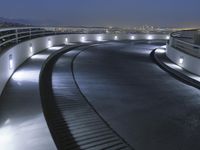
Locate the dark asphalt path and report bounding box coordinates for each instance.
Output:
[73,41,200,150]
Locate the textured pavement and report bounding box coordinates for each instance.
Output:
[73,41,200,150]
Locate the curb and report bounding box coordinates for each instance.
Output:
[151,49,200,89]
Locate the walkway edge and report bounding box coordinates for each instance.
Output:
[151,49,200,89]
[39,45,85,150]
[39,43,133,150]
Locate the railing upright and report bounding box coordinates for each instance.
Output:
[15,29,18,44]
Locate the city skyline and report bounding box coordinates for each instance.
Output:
[0,0,200,28]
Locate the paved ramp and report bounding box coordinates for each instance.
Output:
[41,45,132,150]
[73,41,200,150]
[0,50,57,150]
[1,41,200,150]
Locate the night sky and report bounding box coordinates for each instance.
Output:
[1,0,200,27]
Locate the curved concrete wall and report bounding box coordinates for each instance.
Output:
[0,33,168,95]
[166,44,200,76]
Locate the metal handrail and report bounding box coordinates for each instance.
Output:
[0,38,17,47]
[170,29,200,58]
[0,33,17,40]
[0,27,108,51]
[0,26,170,51]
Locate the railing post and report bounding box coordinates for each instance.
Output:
[194,31,200,45]
[54,28,57,35]
[43,28,46,36]
[15,29,18,44]
[29,28,32,39]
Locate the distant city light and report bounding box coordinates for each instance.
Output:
[114,36,118,40]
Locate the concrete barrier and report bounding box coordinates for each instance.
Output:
[0,33,168,95]
[166,44,200,76]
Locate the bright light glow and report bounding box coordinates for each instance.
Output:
[47,39,52,47]
[147,35,153,40]
[165,62,183,70]
[66,43,76,45]
[12,70,39,82]
[81,36,86,43]
[0,115,56,150]
[9,54,13,70]
[29,44,33,56]
[156,48,166,54]
[31,54,49,60]
[4,119,11,125]
[189,74,200,82]
[0,126,14,150]
[30,46,33,54]
[65,38,69,44]
[161,45,167,49]
[166,35,170,40]
[97,36,103,41]
[179,57,184,64]
[131,35,135,40]
[48,46,63,50]
[114,36,118,40]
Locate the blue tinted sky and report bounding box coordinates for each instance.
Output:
[1,0,200,27]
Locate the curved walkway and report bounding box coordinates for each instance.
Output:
[40,44,132,149]
[1,40,200,150]
[73,41,200,150]
[0,49,58,150]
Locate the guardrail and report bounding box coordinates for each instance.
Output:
[0,27,169,96]
[0,27,108,51]
[170,29,200,58]
[0,27,171,52]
